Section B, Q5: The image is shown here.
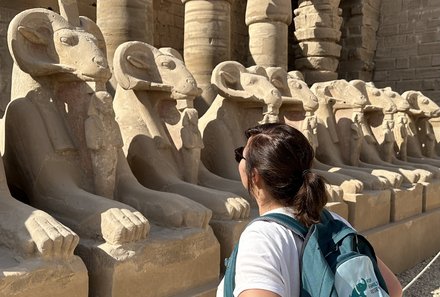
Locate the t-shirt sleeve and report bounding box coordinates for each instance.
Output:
[233,223,286,297]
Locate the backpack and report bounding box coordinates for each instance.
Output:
[223,209,390,297]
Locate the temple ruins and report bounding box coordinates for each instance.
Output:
[1,0,440,296]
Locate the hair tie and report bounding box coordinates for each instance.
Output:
[302,169,311,178]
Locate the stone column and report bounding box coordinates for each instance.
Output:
[245,0,292,70]
[294,0,342,85]
[97,0,153,91]
[182,0,233,115]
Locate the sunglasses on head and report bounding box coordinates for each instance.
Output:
[234,146,246,163]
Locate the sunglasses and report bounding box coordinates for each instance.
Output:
[234,146,246,163]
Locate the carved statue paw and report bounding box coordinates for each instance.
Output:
[100,208,149,245]
[371,170,403,188]
[25,210,79,258]
[340,179,364,194]
[325,184,344,202]
[211,196,250,221]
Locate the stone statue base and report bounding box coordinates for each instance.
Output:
[421,180,440,211]
[390,184,423,222]
[325,202,349,220]
[0,250,88,297]
[365,208,440,273]
[210,219,249,273]
[76,227,220,297]
[343,190,391,232]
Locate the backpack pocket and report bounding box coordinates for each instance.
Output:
[334,255,390,297]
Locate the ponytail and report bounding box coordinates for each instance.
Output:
[292,171,328,227]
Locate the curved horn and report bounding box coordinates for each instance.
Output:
[113,41,168,91]
[211,61,253,100]
[7,8,70,77]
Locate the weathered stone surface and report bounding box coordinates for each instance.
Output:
[365,209,440,273]
[77,227,220,297]
[295,57,339,71]
[246,0,291,71]
[294,11,342,29]
[0,253,88,297]
[296,41,342,57]
[294,27,341,42]
[183,0,232,115]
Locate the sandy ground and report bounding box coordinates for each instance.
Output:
[397,252,440,296]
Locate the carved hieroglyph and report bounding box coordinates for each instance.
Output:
[294,0,343,84]
[245,0,292,70]
[182,0,232,115]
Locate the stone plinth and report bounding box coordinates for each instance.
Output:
[76,226,220,297]
[343,190,391,232]
[365,209,440,273]
[390,184,423,222]
[421,180,440,211]
[325,202,349,220]
[0,251,88,297]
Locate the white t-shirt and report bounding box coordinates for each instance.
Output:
[216,207,350,297]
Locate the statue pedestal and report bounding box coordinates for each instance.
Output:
[0,249,88,297]
[422,180,440,211]
[325,201,349,220]
[390,184,423,222]
[77,226,220,297]
[365,208,440,273]
[210,219,249,273]
[343,190,391,232]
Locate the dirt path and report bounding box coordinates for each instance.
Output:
[397,252,440,296]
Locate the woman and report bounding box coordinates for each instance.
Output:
[217,123,402,297]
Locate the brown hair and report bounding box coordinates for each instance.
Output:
[244,123,328,227]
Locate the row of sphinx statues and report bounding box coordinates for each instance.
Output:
[1,2,440,297]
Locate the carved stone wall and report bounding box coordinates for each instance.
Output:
[373,0,440,103]
[339,0,381,82]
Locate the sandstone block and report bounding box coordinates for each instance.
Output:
[301,70,338,84]
[296,41,342,57]
[0,253,88,297]
[343,190,391,232]
[77,227,220,297]
[365,209,440,273]
[390,184,423,222]
[295,57,339,71]
[294,12,342,29]
[294,28,341,42]
[299,0,341,8]
[421,180,440,211]
[325,201,349,220]
[294,5,341,16]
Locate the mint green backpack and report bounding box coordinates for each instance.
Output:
[223,209,389,297]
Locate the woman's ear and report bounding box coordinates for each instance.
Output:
[251,169,263,189]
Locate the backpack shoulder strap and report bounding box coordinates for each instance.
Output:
[256,213,308,239]
[223,243,239,297]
